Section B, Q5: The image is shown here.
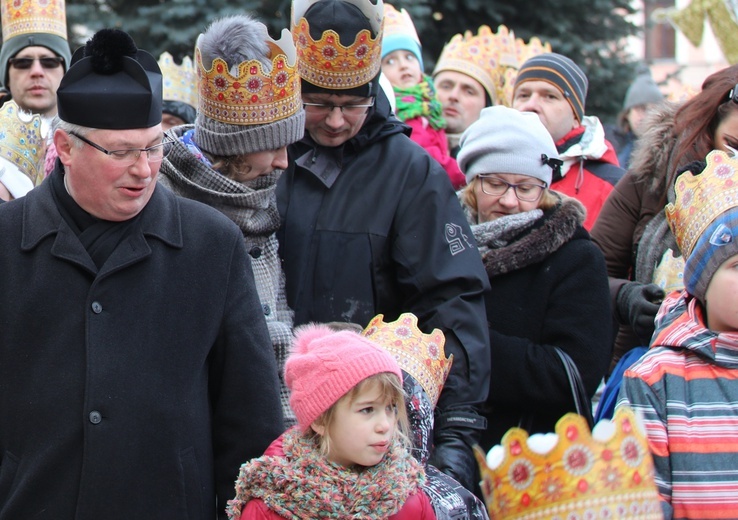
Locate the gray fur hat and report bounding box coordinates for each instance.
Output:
[458,105,560,186]
[194,15,305,156]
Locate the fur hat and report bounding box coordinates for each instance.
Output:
[194,15,305,156]
[285,323,402,431]
[515,52,588,122]
[57,29,162,129]
[457,105,560,186]
[623,66,663,112]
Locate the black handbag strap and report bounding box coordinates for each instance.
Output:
[554,347,595,429]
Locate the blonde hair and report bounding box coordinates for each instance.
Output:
[309,372,411,460]
[461,176,558,222]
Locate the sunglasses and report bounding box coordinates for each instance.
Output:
[8,56,65,70]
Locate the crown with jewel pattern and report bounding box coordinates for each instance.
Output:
[362,313,452,407]
[1,0,67,42]
[433,25,551,107]
[195,28,301,126]
[0,100,47,185]
[666,150,738,258]
[158,52,198,109]
[382,3,419,45]
[475,407,662,519]
[291,0,384,90]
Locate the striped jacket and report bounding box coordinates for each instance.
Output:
[617,291,738,519]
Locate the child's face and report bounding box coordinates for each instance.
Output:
[705,252,738,332]
[318,380,397,467]
[381,50,422,89]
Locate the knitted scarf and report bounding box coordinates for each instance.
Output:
[394,75,445,130]
[227,426,426,519]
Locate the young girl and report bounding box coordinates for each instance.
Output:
[227,324,436,519]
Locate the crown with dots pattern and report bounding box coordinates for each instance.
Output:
[0,100,47,186]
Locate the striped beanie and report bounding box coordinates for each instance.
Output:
[515,53,588,122]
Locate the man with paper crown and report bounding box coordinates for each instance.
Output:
[0,28,283,519]
[0,0,71,120]
[279,0,491,492]
[618,150,738,519]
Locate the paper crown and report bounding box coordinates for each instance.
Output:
[666,150,738,258]
[195,28,301,126]
[362,313,452,407]
[0,100,47,186]
[291,0,384,90]
[158,52,198,109]
[474,407,662,519]
[1,0,68,42]
[383,4,419,45]
[433,25,551,107]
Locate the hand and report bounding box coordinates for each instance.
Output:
[428,408,487,491]
[616,282,665,344]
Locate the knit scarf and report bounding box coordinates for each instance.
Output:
[394,75,445,130]
[227,426,426,519]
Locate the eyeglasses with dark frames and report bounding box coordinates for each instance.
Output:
[70,132,173,165]
[8,56,65,70]
[478,175,547,202]
[302,98,375,116]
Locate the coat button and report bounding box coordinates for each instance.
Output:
[91,302,102,314]
[89,411,102,424]
[249,247,261,259]
[263,304,271,316]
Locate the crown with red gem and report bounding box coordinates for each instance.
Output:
[195,28,301,126]
[474,407,662,519]
[1,0,67,42]
[158,52,198,109]
[291,0,384,90]
[362,313,452,407]
[0,100,47,186]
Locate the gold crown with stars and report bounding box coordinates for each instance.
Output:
[0,100,47,186]
[158,52,198,109]
[362,312,452,407]
[474,407,662,519]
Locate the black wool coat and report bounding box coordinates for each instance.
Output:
[0,175,284,519]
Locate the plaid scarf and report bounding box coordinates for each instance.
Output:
[394,75,446,130]
[227,426,426,519]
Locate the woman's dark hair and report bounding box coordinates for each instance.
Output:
[671,64,738,176]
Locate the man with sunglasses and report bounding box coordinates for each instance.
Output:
[0,29,283,519]
[278,0,491,494]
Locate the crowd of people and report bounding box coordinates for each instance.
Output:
[1,0,738,518]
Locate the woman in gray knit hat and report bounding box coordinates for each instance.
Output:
[158,14,305,427]
[457,106,611,456]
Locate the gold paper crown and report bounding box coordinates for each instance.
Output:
[195,28,301,126]
[362,313,452,407]
[0,100,47,185]
[433,25,551,107]
[474,408,662,519]
[291,0,384,90]
[158,52,198,109]
[1,0,68,42]
[383,3,419,44]
[666,150,738,258]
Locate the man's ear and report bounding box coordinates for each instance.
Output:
[54,129,74,166]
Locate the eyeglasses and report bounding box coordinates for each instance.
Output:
[8,56,65,70]
[478,175,547,202]
[70,132,173,165]
[302,98,375,116]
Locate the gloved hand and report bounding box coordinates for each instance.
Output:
[616,281,665,344]
[428,408,487,491]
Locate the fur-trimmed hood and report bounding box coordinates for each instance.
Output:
[628,101,679,197]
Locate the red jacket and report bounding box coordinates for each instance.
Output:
[238,437,437,520]
[405,117,466,190]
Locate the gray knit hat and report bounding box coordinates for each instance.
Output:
[623,66,663,112]
[194,15,305,156]
[515,52,588,122]
[457,105,560,186]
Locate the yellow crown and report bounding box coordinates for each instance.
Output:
[1,0,67,42]
[383,3,419,44]
[291,0,384,90]
[666,150,738,258]
[0,100,47,185]
[158,52,198,109]
[433,25,551,107]
[475,408,662,519]
[362,313,452,407]
[195,28,301,126]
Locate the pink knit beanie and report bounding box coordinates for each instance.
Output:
[285,323,403,431]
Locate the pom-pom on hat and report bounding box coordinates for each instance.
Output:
[57,29,162,129]
[515,52,588,122]
[285,323,402,431]
[457,105,560,186]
